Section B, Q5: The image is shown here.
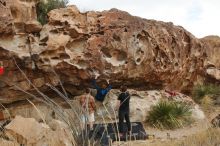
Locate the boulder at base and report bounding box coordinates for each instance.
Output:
[5,115,75,146]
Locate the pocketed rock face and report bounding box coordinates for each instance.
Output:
[0,0,43,103]
[37,6,207,91]
[200,36,220,83]
[0,0,14,35]
[201,36,220,68]
[0,4,210,103]
[0,0,42,34]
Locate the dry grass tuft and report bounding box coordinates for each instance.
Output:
[176,128,220,146]
[122,128,220,146]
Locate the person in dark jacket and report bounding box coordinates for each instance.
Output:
[92,79,112,102]
[117,85,131,136]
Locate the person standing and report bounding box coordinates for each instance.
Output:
[117,85,131,136]
[80,88,96,130]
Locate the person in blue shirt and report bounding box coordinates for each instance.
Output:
[92,79,112,102]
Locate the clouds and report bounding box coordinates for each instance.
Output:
[68,0,220,38]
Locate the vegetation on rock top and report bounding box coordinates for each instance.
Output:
[37,0,69,25]
[192,84,220,104]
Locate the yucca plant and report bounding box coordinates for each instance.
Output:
[147,100,192,129]
[192,84,220,103]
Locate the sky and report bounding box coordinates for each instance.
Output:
[68,0,220,38]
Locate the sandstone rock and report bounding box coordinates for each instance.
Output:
[0,0,40,33]
[0,0,14,35]
[33,77,45,87]
[206,68,220,80]
[211,114,220,127]
[7,104,54,122]
[201,36,220,83]
[0,138,19,146]
[5,116,50,144]
[25,21,42,33]
[76,89,205,122]
[0,4,217,103]
[201,36,220,68]
[1,89,205,123]
[48,119,76,146]
[35,6,207,94]
[215,96,220,105]
[8,0,39,33]
[0,111,5,120]
[5,115,75,146]
[191,105,206,120]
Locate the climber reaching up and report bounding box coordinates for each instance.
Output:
[92,78,112,103]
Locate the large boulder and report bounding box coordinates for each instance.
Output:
[1,89,205,122]
[0,5,211,103]
[5,115,75,146]
[75,89,205,122]
[37,6,206,92]
[0,89,205,140]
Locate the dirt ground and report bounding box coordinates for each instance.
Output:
[113,106,220,146]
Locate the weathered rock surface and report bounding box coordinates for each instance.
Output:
[0,0,14,35]
[1,89,205,122]
[25,21,42,33]
[206,68,220,81]
[211,114,220,127]
[201,36,220,83]
[5,115,75,146]
[0,3,213,103]
[89,89,205,122]
[0,0,41,34]
[0,138,19,146]
[0,0,43,103]
[201,36,220,68]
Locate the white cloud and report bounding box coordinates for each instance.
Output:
[68,0,220,38]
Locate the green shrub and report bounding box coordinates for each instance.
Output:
[147,100,192,129]
[192,84,220,103]
[36,0,68,25]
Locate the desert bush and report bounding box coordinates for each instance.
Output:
[37,0,68,25]
[192,84,220,103]
[200,95,214,110]
[147,100,192,129]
